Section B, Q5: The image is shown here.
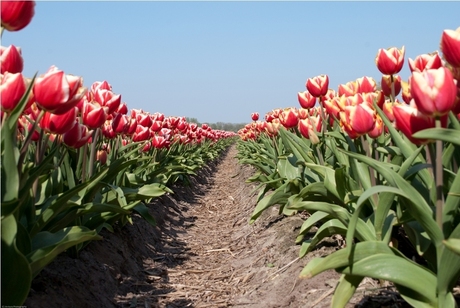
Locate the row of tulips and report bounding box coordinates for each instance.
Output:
[1,2,237,306]
[237,27,460,307]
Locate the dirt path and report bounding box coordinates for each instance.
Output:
[25,145,394,308]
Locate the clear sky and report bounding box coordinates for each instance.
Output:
[3,1,459,124]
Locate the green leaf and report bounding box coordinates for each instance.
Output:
[413,128,460,145]
[1,215,32,306]
[443,238,460,255]
[249,182,291,224]
[28,226,102,278]
[331,274,363,308]
[133,203,156,227]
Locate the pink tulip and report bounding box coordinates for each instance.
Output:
[1,1,35,32]
[441,28,460,68]
[0,72,26,113]
[1,45,24,74]
[306,75,329,97]
[410,67,457,117]
[297,91,316,109]
[40,108,77,135]
[375,46,405,75]
[33,66,87,115]
[408,52,443,73]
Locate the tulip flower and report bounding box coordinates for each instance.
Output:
[337,81,358,97]
[393,101,448,145]
[63,122,92,148]
[323,97,341,120]
[102,121,116,139]
[440,28,460,68]
[1,45,23,74]
[368,115,384,138]
[1,1,35,32]
[93,88,121,115]
[82,101,108,129]
[251,112,259,121]
[0,72,26,113]
[381,74,401,98]
[410,67,457,117]
[112,113,129,134]
[306,75,329,97]
[116,102,128,115]
[408,52,443,73]
[298,91,316,109]
[340,103,376,138]
[90,80,112,93]
[356,76,377,94]
[136,112,153,128]
[375,46,405,75]
[401,81,412,104]
[33,66,87,115]
[40,108,77,135]
[279,107,299,128]
[96,149,108,165]
[132,125,150,142]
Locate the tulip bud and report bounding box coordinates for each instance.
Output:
[1,45,24,74]
[410,67,457,117]
[306,75,329,97]
[297,91,316,109]
[381,75,401,98]
[440,28,460,68]
[0,72,26,113]
[375,46,405,75]
[279,107,299,128]
[408,52,443,73]
[356,76,377,94]
[1,1,35,32]
[251,112,259,121]
[40,108,77,135]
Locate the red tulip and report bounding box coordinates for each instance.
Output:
[306,75,329,97]
[279,107,299,128]
[408,52,443,73]
[368,115,384,138]
[0,72,26,113]
[340,103,376,138]
[1,1,35,32]
[381,75,401,97]
[251,112,259,121]
[116,102,128,115]
[33,66,87,115]
[93,88,121,115]
[298,91,316,109]
[338,81,358,97]
[410,67,457,117]
[96,149,108,165]
[323,97,341,120]
[440,28,460,68]
[401,81,412,104]
[393,102,448,145]
[375,46,405,75]
[82,101,108,129]
[102,121,116,139]
[132,125,150,142]
[63,122,92,148]
[40,108,77,135]
[356,76,377,94]
[1,45,23,74]
[90,80,112,93]
[112,113,129,134]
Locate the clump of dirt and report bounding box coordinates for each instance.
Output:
[25,145,412,308]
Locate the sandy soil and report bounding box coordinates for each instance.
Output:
[25,145,413,308]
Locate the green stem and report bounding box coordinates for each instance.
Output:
[435,119,444,230]
[390,74,396,103]
[88,128,100,178]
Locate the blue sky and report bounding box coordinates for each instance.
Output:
[3,1,459,123]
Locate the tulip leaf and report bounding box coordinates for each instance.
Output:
[413,128,460,145]
[299,219,347,257]
[28,226,102,278]
[1,215,32,306]
[443,238,460,256]
[133,203,156,227]
[249,182,291,224]
[296,211,330,244]
[331,274,363,308]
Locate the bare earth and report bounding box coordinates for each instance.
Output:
[25,145,411,308]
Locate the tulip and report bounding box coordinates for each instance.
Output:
[306,75,329,97]
[116,102,128,115]
[102,121,116,139]
[338,81,358,97]
[401,81,412,104]
[96,149,108,165]
[112,113,129,134]
[279,107,299,128]
[40,107,77,135]
[1,1,35,32]
[393,102,448,145]
[356,76,377,94]
[323,97,341,120]
[375,46,405,75]
[63,122,92,148]
[33,66,87,115]
[368,115,384,138]
[340,103,376,138]
[1,45,23,74]
[90,80,112,93]
[440,28,460,68]
[408,52,443,72]
[132,125,150,142]
[410,67,457,117]
[297,91,316,109]
[82,101,108,129]
[0,72,26,113]
[381,74,401,98]
[137,112,153,128]
[251,112,259,121]
[93,88,121,115]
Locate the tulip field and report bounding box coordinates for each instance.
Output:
[2,1,460,308]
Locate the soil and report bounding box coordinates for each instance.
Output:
[25,144,413,308]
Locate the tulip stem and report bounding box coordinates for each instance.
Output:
[435,119,444,230]
[390,74,396,103]
[88,128,100,178]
